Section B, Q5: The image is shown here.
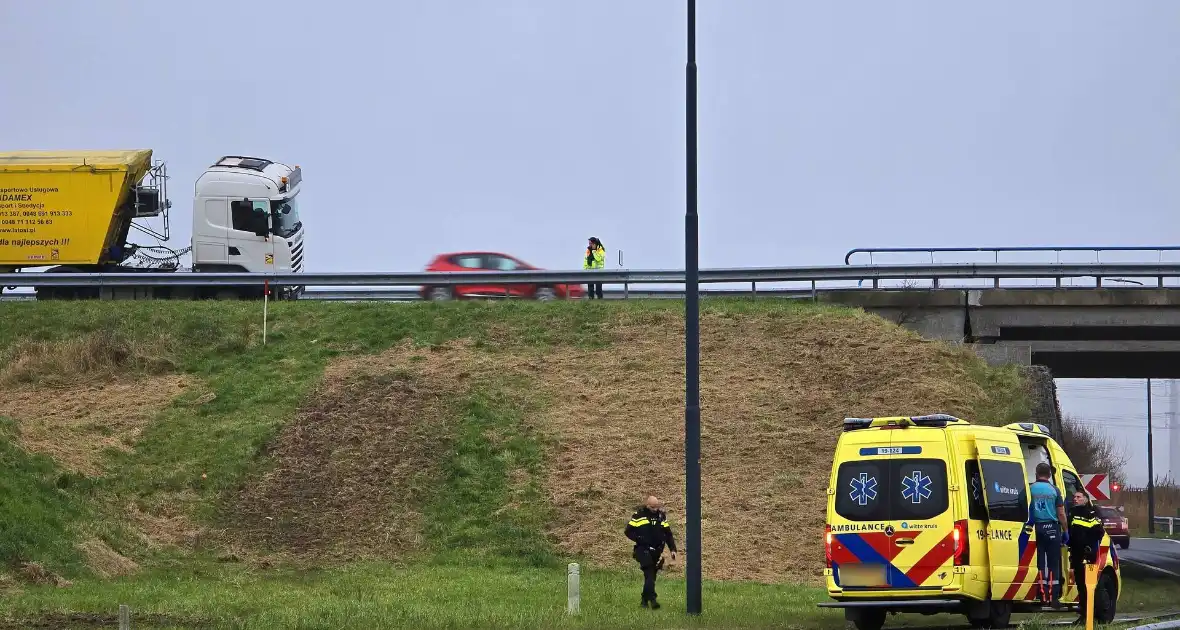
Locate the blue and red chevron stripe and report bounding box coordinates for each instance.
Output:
[1099,540,1117,570]
[1001,524,1038,600]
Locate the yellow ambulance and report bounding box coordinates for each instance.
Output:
[819,414,1121,629]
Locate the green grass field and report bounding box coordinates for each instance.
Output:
[1,299,1178,629]
[2,562,1177,630]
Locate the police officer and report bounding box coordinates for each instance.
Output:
[1067,490,1105,623]
[1029,462,1067,607]
[625,495,677,609]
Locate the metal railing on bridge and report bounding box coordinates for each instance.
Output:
[845,245,1180,265]
[845,246,1180,289]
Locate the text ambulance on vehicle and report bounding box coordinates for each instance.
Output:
[820,414,1121,630]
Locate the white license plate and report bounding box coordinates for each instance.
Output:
[839,564,888,587]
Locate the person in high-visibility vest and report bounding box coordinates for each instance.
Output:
[1067,490,1106,624]
[625,495,678,609]
[583,237,606,299]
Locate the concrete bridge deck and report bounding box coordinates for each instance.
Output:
[821,288,1180,378]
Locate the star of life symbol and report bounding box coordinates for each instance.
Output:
[849,472,878,506]
[902,470,933,504]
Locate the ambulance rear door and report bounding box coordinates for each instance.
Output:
[885,429,957,590]
[974,432,1036,601]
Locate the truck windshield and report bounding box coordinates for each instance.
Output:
[271,195,302,239]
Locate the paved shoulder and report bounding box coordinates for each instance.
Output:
[1122,538,1180,576]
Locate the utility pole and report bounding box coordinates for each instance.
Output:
[1148,378,1156,534]
[1170,379,1179,482]
[684,0,703,617]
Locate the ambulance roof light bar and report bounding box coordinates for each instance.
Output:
[842,417,875,431]
[842,414,967,432]
[910,413,965,427]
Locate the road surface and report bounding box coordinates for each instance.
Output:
[1121,538,1180,577]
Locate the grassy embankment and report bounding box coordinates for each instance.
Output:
[0,298,1174,629]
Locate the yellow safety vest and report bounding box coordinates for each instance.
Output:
[583,245,605,270]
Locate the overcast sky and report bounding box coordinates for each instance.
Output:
[3,0,1178,486]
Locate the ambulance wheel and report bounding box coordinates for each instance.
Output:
[988,601,1012,629]
[844,608,885,630]
[967,601,1011,629]
[1093,571,1117,624]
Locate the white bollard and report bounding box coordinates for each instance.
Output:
[567,562,581,615]
[262,279,270,345]
[118,604,130,630]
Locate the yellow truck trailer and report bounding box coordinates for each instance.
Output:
[0,149,305,300]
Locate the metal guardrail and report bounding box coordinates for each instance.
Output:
[845,245,1180,265]
[1155,516,1177,536]
[6,262,1180,288]
[1126,618,1180,630]
[295,287,833,302]
[5,263,1180,302]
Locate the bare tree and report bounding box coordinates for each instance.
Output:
[1057,413,1129,481]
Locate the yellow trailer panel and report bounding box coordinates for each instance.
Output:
[0,149,153,268]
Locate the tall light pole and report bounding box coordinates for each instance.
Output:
[1148,378,1156,534]
[684,0,703,617]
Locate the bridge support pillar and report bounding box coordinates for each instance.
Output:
[969,342,1032,368]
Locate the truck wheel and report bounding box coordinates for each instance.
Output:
[1119,539,1129,550]
[534,286,557,301]
[844,608,885,630]
[427,287,453,301]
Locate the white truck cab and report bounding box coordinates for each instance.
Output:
[192,155,305,297]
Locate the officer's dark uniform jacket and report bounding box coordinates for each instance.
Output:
[625,507,677,556]
[1068,503,1105,563]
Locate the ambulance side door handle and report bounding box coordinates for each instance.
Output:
[895,538,915,546]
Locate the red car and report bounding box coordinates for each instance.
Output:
[419,251,585,301]
[1097,505,1130,549]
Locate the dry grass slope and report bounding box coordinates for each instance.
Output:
[226,307,1025,585]
[0,331,190,477]
[0,330,176,386]
[228,358,459,561]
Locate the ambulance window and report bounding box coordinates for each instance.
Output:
[1021,442,1051,484]
[834,461,888,522]
[965,460,987,520]
[981,460,1029,523]
[892,460,949,521]
[1061,470,1084,500]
